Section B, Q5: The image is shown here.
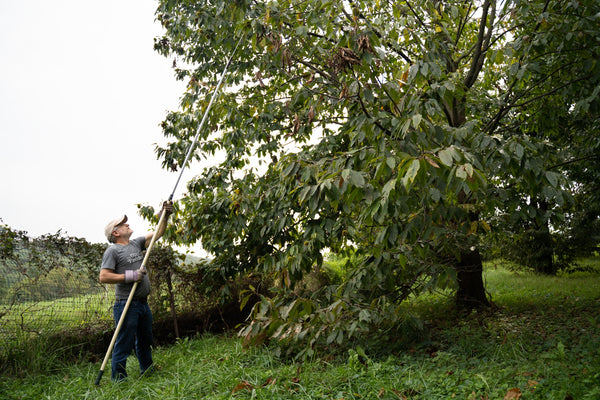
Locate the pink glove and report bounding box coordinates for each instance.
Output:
[124,268,146,283]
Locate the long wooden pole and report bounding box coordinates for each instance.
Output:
[94,35,243,386]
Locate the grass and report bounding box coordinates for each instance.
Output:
[1,292,113,333]
[2,265,600,399]
[0,291,114,376]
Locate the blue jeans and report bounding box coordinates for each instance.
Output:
[111,300,154,381]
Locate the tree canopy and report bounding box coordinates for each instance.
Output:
[148,0,600,355]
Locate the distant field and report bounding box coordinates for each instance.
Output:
[0,291,113,340]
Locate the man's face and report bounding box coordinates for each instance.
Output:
[113,223,133,240]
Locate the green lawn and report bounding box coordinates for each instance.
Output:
[1,266,600,399]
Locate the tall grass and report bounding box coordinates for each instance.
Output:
[2,263,600,399]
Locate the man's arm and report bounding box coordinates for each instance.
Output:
[99,268,126,284]
[145,201,173,248]
[100,267,145,284]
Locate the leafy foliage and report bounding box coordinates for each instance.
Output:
[151,0,600,355]
[482,0,600,273]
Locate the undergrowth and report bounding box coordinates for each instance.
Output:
[1,265,600,399]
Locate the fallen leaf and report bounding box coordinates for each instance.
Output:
[232,380,254,393]
[527,380,538,389]
[390,389,408,400]
[504,388,522,400]
[262,377,276,386]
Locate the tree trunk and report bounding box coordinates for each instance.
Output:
[455,246,490,309]
[454,208,490,310]
[533,200,555,275]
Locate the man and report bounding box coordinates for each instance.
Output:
[100,201,173,382]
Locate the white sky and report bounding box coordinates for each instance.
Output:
[0,1,198,246]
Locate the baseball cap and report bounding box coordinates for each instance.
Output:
[104,215,128,242]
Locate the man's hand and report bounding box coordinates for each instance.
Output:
[163,200,174,216]
[124,268,147,283]
[146,201,173,247]
[158,201,174,219]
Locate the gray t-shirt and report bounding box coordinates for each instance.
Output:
[101,236,151,301]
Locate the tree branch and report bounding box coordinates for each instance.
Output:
[352,71,393,137]
[484,0,552,134]
[454,2,474,49]
[548,153,600,170]
[404,0,428,31]
[512,75,589,109]
[464,0,494,89]
[346,0,413,63]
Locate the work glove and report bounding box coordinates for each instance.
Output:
[157,201,174,219]
[124,268,146,283]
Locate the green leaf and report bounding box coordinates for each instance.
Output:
[386,157,396,169]
[280,299,297,319]
[388,224,398,243]
[400,119,412,136]
[438,148,453,167]
[343,169,365,188]
[412,113,422,128]
[326,330,337,345]
[382,179,396,199]
[282,162,296,178]
[448,146,461,162]
[358,309,371,322]
[295,25,308,36]
[515,143,524,160]
[429,187,441,201]
[356,345,367,358]
[401,159,420,188]
[545,171,559,187]
[465,163,474,177]
[299,185,312,204]
[363,87,375,103]
[398,253,407,268]
[336,329,344,345]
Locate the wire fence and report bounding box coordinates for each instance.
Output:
[0,268,113,339]
[0,227,113,366]
[0,224,260,375]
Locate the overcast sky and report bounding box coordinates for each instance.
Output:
[0,1,201,247]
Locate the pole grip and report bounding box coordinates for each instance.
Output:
[94,370,104,386]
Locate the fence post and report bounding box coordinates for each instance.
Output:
[166,266,179,339]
